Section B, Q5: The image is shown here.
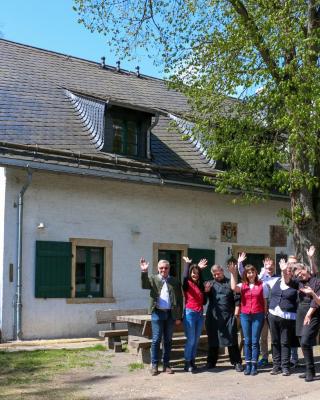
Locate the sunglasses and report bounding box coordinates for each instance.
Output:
[159,267,169,270]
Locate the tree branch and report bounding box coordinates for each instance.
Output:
[228,0,281,83]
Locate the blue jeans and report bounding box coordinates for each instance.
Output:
[183,308,204,361]
[240,312,265,363]
[291,347,298,362]
[151,309,174,366]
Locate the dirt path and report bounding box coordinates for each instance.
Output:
[73,361,320,400]
[1,341,320,400]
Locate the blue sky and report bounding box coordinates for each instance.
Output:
[0,1,162,78]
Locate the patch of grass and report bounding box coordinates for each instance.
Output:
[128,362,144,372]
[0,346,109,387]
[88,344,106,351]
[122,343,129,352]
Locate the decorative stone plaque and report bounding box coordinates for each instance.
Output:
[221,222,237,243]
[270,225,287,247]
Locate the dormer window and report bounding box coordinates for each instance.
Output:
[104,106,152,159]
[65,90,153,159]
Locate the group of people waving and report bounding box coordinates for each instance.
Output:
[140,247,320,381]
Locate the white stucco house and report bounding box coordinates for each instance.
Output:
[0,39,293,341]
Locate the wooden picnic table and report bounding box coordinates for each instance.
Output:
[116,314,206,345]
[116,314,151,325]
[116,314,152,340]
[117,313,208,364]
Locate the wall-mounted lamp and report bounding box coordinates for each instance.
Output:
[37,222,46,230]
[209,233,217,241]
[131,225,141,235]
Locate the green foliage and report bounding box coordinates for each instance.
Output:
[73,1,320,230]
[89,344,107,351]
[277,208,293,233]
[122,343,129,352]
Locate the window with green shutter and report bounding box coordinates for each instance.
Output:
[188,248,215,281]
[35,241,72,298]
[36,239,113,301]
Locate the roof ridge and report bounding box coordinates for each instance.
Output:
[0,38,166,83]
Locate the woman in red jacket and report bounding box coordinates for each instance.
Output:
[230,262,267,376]
[182,256,207,372]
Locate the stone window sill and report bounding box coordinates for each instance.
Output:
[66,297,116,304]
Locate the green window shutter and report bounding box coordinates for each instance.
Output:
[35,241,72,298]
[188,248,215,281]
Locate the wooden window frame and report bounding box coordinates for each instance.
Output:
[112,117,140,157]
[67,238,115,304]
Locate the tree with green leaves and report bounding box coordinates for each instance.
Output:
[73,0,320,264]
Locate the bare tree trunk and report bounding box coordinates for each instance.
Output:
[291,158,320,267]
[293,217,320,266]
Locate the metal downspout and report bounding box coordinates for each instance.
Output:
[15,168,32,340]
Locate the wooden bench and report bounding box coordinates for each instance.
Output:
[128,334,208,364]
[96,308,147,349]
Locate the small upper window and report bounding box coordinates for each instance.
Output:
[104,106,151,159]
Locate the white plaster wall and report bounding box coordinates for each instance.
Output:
[2,168,292,340]
[0,167,6,336]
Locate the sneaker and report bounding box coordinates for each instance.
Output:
[257,358,268,367]
[184,361,194,373]
[235,363,244,372]
[305,371,314,382]
[163,365,174,374]
[191,359,198,370]
[300,369,315,381]
[250,364,258,376]
[290,360,299,368]
[270,367,282,375]
[282,368,290,376]
[206,362,216,370]
[244,363,251,375]
[151,365,158,376]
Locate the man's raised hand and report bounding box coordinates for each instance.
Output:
[140,257,149,272]
[279,258,287,271]
[204,281,212,292]
[300,286,314,297]
[307,245,316,258]
[228,263,237,274]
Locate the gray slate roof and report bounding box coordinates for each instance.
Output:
[0,39,217,180]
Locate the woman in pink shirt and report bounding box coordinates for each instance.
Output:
[230,262,267,376]
[182,256,207,372]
